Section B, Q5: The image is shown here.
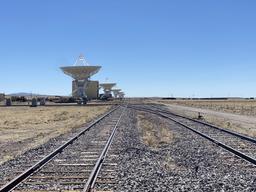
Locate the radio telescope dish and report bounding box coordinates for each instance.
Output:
[60,54,101,104]
[100,83,116,99]
[111,89,121,98]
[100,83,116,91]
[118,91,125,99]
[61,66,101,80]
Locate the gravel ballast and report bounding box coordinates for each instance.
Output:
[114,107,256,191]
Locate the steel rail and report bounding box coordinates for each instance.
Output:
[0,106,120,192]
[129,105,256,166]
[83,106,126,192]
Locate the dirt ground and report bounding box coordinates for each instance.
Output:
[0,106,110,164]
[158,99,256,117]
[154,100,256,137]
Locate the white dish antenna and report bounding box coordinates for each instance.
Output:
[111,89,121,98]
[60,54,101,100]
[100,83,116,90]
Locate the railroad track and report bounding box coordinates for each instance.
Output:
[129,104,256,166]
[0,105,126,192]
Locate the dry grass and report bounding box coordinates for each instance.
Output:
[160,153,176,171]
[137,112,177,171]
[137,112,173,148]
[157,99,256,117]
[0,106,110,164]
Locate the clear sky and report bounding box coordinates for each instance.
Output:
[0,0,256,97]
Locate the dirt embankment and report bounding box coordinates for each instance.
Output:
[0,106,110,164]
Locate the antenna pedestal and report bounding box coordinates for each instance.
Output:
[72,79,89,104]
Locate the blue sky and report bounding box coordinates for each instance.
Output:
[0,0,256,97]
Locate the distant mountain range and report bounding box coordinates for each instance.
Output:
[8,92,55,97]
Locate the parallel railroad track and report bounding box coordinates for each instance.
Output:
[129,104,256,166]
[0,105,126,192]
